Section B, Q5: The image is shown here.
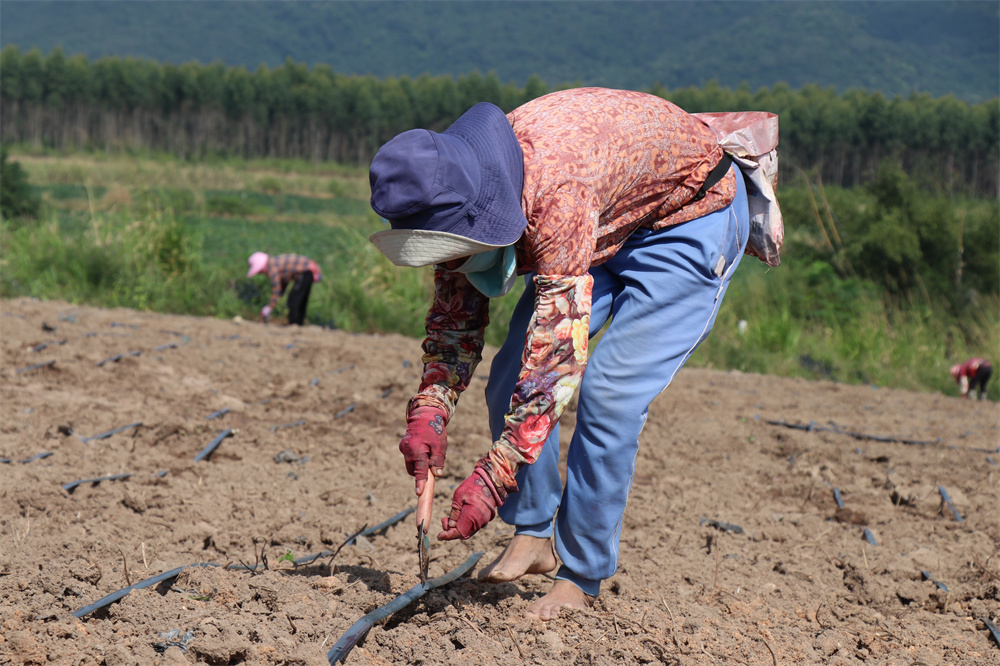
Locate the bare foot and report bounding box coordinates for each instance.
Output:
[478,534,557,583]
[525,579,595,621]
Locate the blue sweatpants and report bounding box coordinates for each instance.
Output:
[484,167,750,596]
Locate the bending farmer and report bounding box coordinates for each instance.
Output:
[246,252,322,325]
[369,88,779,620]
[950,358,992,400]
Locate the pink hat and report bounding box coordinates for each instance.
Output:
[247,252,269,278]
[949,364,961,379]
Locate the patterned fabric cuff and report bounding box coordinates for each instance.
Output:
[473,466,507,506]
[406,397,451,424]
[475,452,516,501]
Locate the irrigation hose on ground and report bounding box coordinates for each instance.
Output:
[327,551,484,665]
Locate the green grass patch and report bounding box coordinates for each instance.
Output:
[2,150,996,399]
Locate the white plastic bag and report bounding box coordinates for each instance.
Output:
[695,112,783,267]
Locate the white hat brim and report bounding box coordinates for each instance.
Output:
[370,229,506,267]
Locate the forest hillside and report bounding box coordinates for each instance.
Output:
[1,0,997,102]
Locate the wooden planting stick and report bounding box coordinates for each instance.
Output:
[416,475,435,583]
[326,552,484,665]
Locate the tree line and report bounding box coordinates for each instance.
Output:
[2,46,997,197]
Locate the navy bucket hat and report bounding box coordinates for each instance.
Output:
[369,102,528,267]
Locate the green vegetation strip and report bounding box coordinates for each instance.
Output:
[327,552,484,665]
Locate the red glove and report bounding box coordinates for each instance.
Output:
[399,406,448,488]
[438,467,506,541]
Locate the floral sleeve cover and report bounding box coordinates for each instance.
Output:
[479,274,593,494]
[407,269,490,421]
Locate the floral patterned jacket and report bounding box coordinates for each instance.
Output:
[408,88,736,495]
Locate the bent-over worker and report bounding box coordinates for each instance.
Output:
[246,252,322,325]
[369,87,778,620]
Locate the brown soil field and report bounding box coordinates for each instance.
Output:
[1,297,998,666]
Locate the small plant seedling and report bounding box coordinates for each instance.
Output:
[279,549,295,565]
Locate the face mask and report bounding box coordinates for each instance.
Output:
[447,245,517,298]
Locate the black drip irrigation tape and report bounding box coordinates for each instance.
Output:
[153,342,179,352]
[16,360,56,374]
[205,407,230,420]
[763,418,941,446]
[80,422,142,444]
[327,552,484,665]
[334,404,355,420]
[63,473,133,494]
[71,507,418,619]
[984,618,1000,649]
[194,429,233,462]
[921,571,949,592]
[937,486,963,522]
[1,451,54,464]
[72,562,215,618]
[699,518,744,534]
[32,339,67,352]
[271,420,306,432]
[350,507,415,543]
[97,350,142,367]
[831,485,878,546]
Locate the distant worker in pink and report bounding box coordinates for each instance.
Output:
[246,252,322,325]
[949,358,992,401]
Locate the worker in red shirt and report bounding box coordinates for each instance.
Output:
[950,358,992,400]
[246,252,322,325]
